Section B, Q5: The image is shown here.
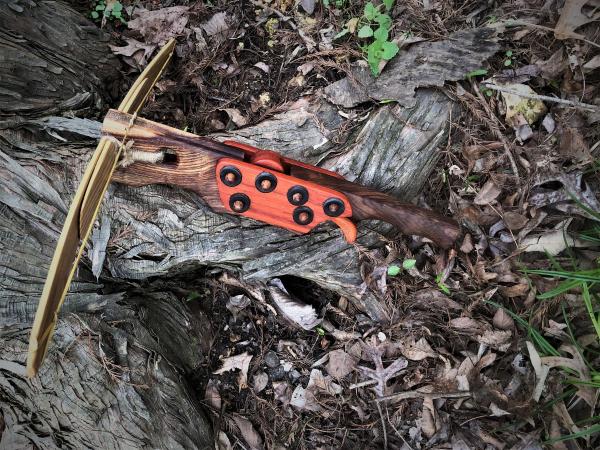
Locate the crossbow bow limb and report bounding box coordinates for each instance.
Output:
[26,40,176,377]
[28,39,460,377]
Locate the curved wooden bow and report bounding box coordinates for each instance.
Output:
[26,40,176,377]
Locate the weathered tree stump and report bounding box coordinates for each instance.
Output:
[0,1,457,448]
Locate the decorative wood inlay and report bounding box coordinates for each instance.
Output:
[215,158,356,241]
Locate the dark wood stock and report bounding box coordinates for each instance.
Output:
[290,166,460,249]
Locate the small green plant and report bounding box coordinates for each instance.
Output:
[387,259,417,276]
[387,265,401,276]
[435,273,450,295]
[91,0,126,24]
[335,1,398,76]
[503,50,515,67]
[465,68,488,79]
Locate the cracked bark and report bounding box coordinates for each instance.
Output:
[0,1,457,448]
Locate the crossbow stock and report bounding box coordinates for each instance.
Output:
[27,39,460,377]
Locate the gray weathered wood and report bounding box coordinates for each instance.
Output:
[0,2,214,449]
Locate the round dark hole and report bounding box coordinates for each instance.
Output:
[229,193,250,213]
[255,172,277,193]
[293,206,314,225]
[287,185,308,206]
[220,166,242,187]
[323,197,345,217]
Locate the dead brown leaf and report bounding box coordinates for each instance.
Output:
[555,0,600,40]
[449,317,484,332]
[205,379,221,410]
[474,180,501,205]
[127,6,190,46]
[109,38,157,68]
[398,337,437,361]
[493,309,514,330]
[412,288,462,310]
[214,352,253,390]
[503,211,528,230]
[326,349,358,380]
[232,414,264,450]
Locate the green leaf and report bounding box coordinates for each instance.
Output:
[465,68,488,79]
[375,13,392,28]
[364,2,377,20]
[504,59,512,66]
[113,10,122,18]
[112,2,123,12]
[358,25,373,38]
[373,26,389,41]
[505,50,513,57]
[383,0,394,11]
[367,40,383,75]
[334,28,350,40]
[387,265,401,276]
[380,40,399,60]
[316,327,326,336]
[95,4,105,10]
[91,10,99,18]
[437,281,451,295]
[402,259,416,270]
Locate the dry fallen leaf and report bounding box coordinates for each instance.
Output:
[554,0,600,40]
[205,379,221,410]
[110,38,157,68]
[268,279,320,330]
[501,83,547,126]
[493,309,514,330]
[290,369,342,411]
[252,371,269,394]
[522,229,590,255]
[503,211,528,230]
[217,431,233,450]
[232,414,263,450]
[449,317,484,332]
[214,352,253,389]
[398,337,437,361]
[474,180,501,205]
[222,108,248,127]
[420,396,440,438]
[127,6,190,46]
[200,11,229,38]
[477,329,512,352]
[326,349,358,380]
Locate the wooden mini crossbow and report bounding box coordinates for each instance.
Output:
[27,39,460,377]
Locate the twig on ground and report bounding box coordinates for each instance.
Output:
[482,83,600,112]
[505,20,600,50]
[374,389,471,403]
[376,401,388,450]
[349,379,378,389]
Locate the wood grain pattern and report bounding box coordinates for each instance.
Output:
[104,109,460,248]
[103,109,244,210]
[290,165,460,248]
